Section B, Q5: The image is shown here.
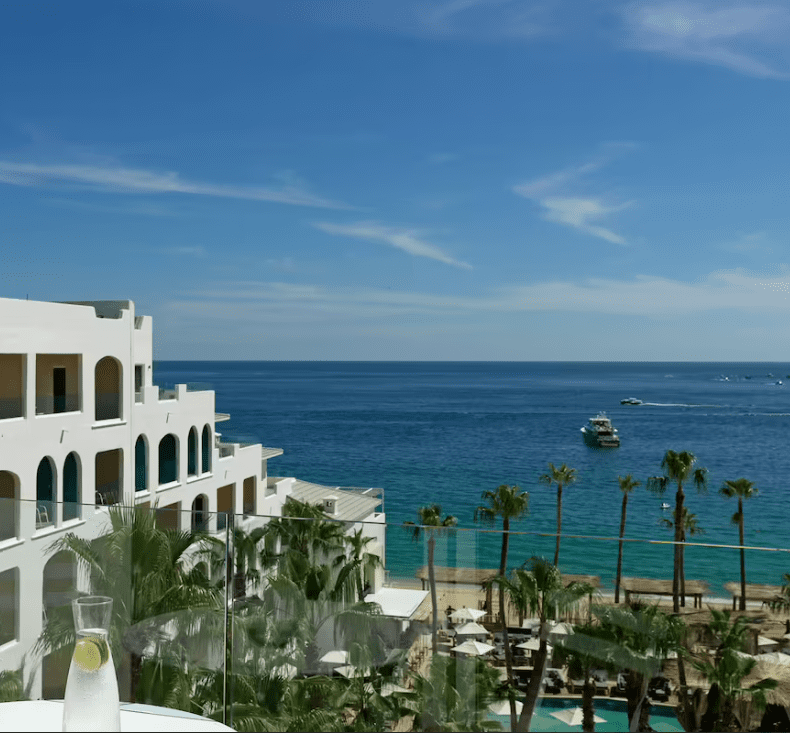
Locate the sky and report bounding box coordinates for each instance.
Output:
[2,0,790,360]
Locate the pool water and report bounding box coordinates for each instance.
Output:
[490,697,684,732]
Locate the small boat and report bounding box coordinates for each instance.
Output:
[620,397,642,405]
[581,413,620,448]
[661,502,670,510]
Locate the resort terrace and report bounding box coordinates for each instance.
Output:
[2,498,790,732]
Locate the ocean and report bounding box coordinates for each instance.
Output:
[153,361,790,596]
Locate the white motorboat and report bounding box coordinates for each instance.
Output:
[581,413,620,448]
[620,397,642,405]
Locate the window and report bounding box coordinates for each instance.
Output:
[62,453,80,522]
[201,425,211,473]
[135,436,148,491]
[36,458,55,528]
[0,568,18,646]
[159,434,178,484]
[95,356,122,421]
[0,471,19,541]
[188,427,198,477]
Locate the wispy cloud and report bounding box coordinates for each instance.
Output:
[313,221,473,269]
[162,246,207,257]
[621,1,790,79]
[178,266,790,321]
[514,144,634,244]
[0,161,351,209]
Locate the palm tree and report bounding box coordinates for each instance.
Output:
[615,474,640,604]
[404,505,457,654]
[494,557,594,732]
[540,463,577,567]
[691,610,777,731]
[720,478,758,612]
[36,505,222,705]
[339,527,384,602]
[650,450,707,612]
[474,484,529,731]
[405,654,502,732]
[660,506,704,613]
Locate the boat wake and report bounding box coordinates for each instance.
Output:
[638,402,723,408]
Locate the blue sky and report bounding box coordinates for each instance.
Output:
[3,1,790,360]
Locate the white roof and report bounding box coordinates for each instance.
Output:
[290,480,381,522]
[364,587,428,619]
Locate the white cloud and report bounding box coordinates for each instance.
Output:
[540,197,630,245]
[514,144,634,244]
[0,161,351,209]
[313,221,473,269]
[179,267,790,320]
[622,1,790,78]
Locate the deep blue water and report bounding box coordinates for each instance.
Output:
[153,362,790,595]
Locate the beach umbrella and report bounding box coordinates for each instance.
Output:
[335,664,374,678]
[488,700,524,715]
[319,650,349,665]
[363,682,410,697]
[450,607,486,624]
[549,706,606,726]
[548,621,573,636]
[516,638,552,652]
[454,621,488,637]
[452,640,494,656]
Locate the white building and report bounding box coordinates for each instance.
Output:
[0,297,387,696]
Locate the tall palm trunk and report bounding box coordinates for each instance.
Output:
[680,525,686,608]
[499,518,517,732]
[738,497,746,611]
[428,534,438,654]
[554,484,563,566]
[673,484,684,613]
[516,629,549,732]
[615,493,628,604]
[582,669,595,732]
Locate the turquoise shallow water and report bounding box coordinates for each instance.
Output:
[490,698,683,731]
[155,361,790,593]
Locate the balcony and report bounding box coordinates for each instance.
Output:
[2,497,789,732]
[35,393,80,416]
[0,397,24,420]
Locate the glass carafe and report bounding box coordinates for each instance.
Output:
[62,596,121,732]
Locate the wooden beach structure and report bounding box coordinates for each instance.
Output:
[724,582,785,610]
[620,577,708,608]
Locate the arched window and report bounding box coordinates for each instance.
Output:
[159,434,178,485]
[192,494,208,533]
[188,427,198,477]
[201,425,211,473]
[36,457,55,528]
[95,356,122,421]
[63,453,80,522]
[0,471,20,541]
[135,436,148,491]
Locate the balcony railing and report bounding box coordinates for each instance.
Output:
[3,497,790,733]
[35,393,80,415]
[0,396,24,420]
[95,392,121,421]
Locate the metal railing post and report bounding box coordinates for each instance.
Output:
[223,511,235,729]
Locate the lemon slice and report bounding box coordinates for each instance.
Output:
[73,638,105,672]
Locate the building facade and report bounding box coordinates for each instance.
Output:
[0,297,386,696]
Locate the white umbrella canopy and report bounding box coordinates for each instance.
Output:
[547,621,574,636]
[452,640,495,656]
[516,638,552,652]
[549,707,606,726]
[363,682,410,697]
[319,650,349,665]
[454,621,488,637]
[450,607,486,624]
[335,664,374,678]
[488,700,524,715]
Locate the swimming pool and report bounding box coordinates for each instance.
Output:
[490,697,684,732]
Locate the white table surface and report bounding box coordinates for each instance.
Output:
[0,700,234,732]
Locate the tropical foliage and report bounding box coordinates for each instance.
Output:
[649,450,707,612]
[404,505,457,654]
[539,462,577,567]
[719,478,758,612]
[474,483,529,732]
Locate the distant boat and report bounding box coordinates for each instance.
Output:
[661,503,670,510]
[620,397,642,405]
[581,413,620,448]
